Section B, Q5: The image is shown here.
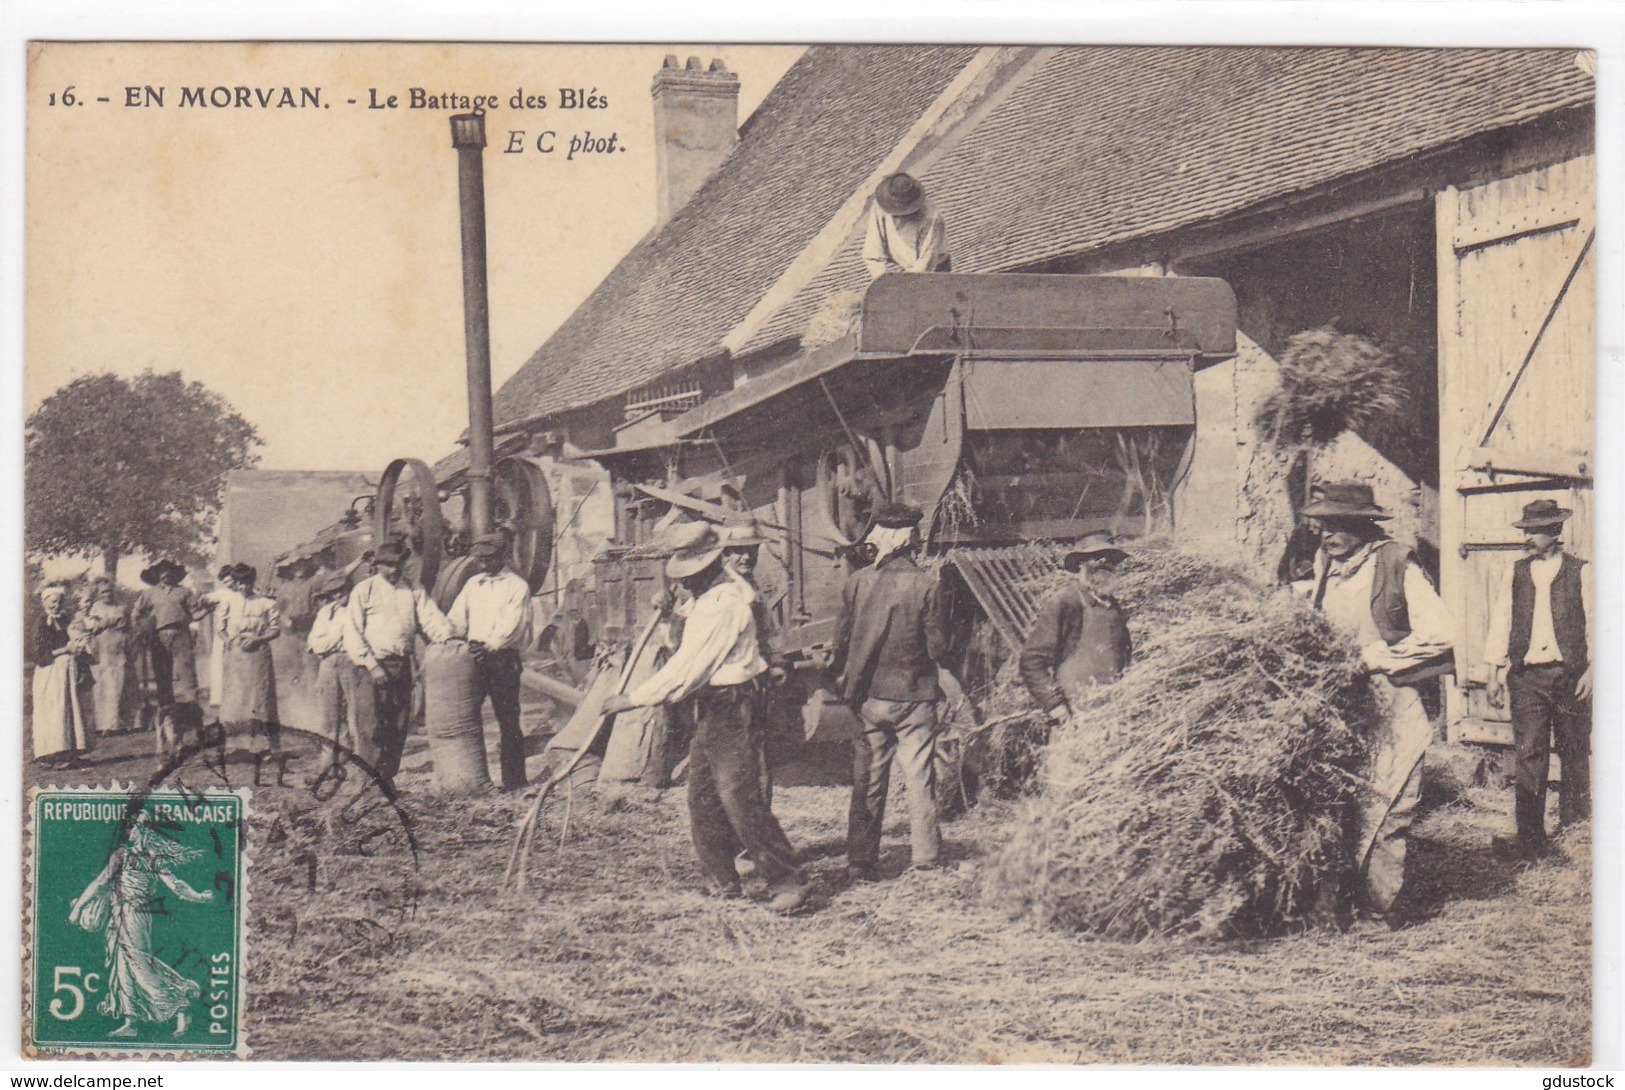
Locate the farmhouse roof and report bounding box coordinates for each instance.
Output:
[494,45,1593,428]
[491,45,977,430]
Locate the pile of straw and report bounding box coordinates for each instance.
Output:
[988,542,1378,939]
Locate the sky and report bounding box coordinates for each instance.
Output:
[26,42,803,473]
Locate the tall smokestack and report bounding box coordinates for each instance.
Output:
[450,112,494,538]
[651,55,740,225]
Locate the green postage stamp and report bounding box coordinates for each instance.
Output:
[26,786,248,1057]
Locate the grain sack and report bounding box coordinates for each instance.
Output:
[421,641,493,795]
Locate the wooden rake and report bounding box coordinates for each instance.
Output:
[504,610,664,893]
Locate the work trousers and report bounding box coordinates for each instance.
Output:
[151,626,199,707]
[687,684,800,890]
[1360,757,1423,914]
[1509,663,1592,850]
[314,653,357,763]
[849,698,942,869]
[351,655,414,786]
[475,647,527,790]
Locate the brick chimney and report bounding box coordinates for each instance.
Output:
[651,55,740,225]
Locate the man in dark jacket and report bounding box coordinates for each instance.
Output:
[1484,498,1592,861]
[1019,531,1132,722]
[832,502,949,879]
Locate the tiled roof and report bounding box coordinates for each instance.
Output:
[742,46,1593,352]
[491,45,977,429]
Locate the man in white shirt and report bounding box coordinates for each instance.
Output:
[862,172,951,280]
[602,522,810,915]
[447,533,534,791]
[1481,499,1592,861]
[342,540,452,787]
[1294,482,1454,929]
[306,571,355,772]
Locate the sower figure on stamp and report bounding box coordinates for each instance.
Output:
[307,570,356,774]
[1483,499,1592,862]
[342,540,453,789]
[446,532,534,791]
[218,564,282,769]
[832,502,950,881]
[1293,481,1454,929]
[68,812,213,1039]
[602,522,812,915]
[1019,531,1133,726]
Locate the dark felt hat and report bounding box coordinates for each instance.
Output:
[374,541,410,566]
[874,173,926,216]
[1301,480,1391,521]
[872,502,924,529]
[144,558,186,583]
[467,532,508,558]
[1062,530,1129,571]
[1513,498,1572,530]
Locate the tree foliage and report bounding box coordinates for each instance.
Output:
[26,371,262,568]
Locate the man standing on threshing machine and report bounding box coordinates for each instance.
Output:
[1482,499,1592,862]
[863,172,951,279]
[446,533,534,792]
[601,522,811,915]
[832,502,950,881]
[1019,531,1134,725]
[342,540,453,788]
[1294,481,1453,929]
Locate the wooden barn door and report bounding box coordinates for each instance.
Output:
[1437,155,1595,745]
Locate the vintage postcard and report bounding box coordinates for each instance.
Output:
[18,34,1607,1065]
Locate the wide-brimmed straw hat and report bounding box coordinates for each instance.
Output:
[874,173,926,216]
[1512,498,1572,530]
[718,517,771,549]
[1062,530,1129,571]
[315,571,351,598]
[664,522,724,579]
[1301,480,1391,521]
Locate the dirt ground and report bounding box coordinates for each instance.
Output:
[24,722,1591,1065]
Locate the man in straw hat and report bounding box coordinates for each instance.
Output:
[602,522,811,915]
[1020,530,1134,724]
[832,502,950,880]
[1294,480,1453,929]
[446,532,534,791]
[1482,498,1592,861]
[342,540,453,787]
[863,172,951,280]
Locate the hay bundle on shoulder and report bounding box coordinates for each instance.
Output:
[989,543,1377,940]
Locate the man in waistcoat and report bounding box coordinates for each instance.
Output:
[1294,481,1454,929]
[1483,499,1592,861]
